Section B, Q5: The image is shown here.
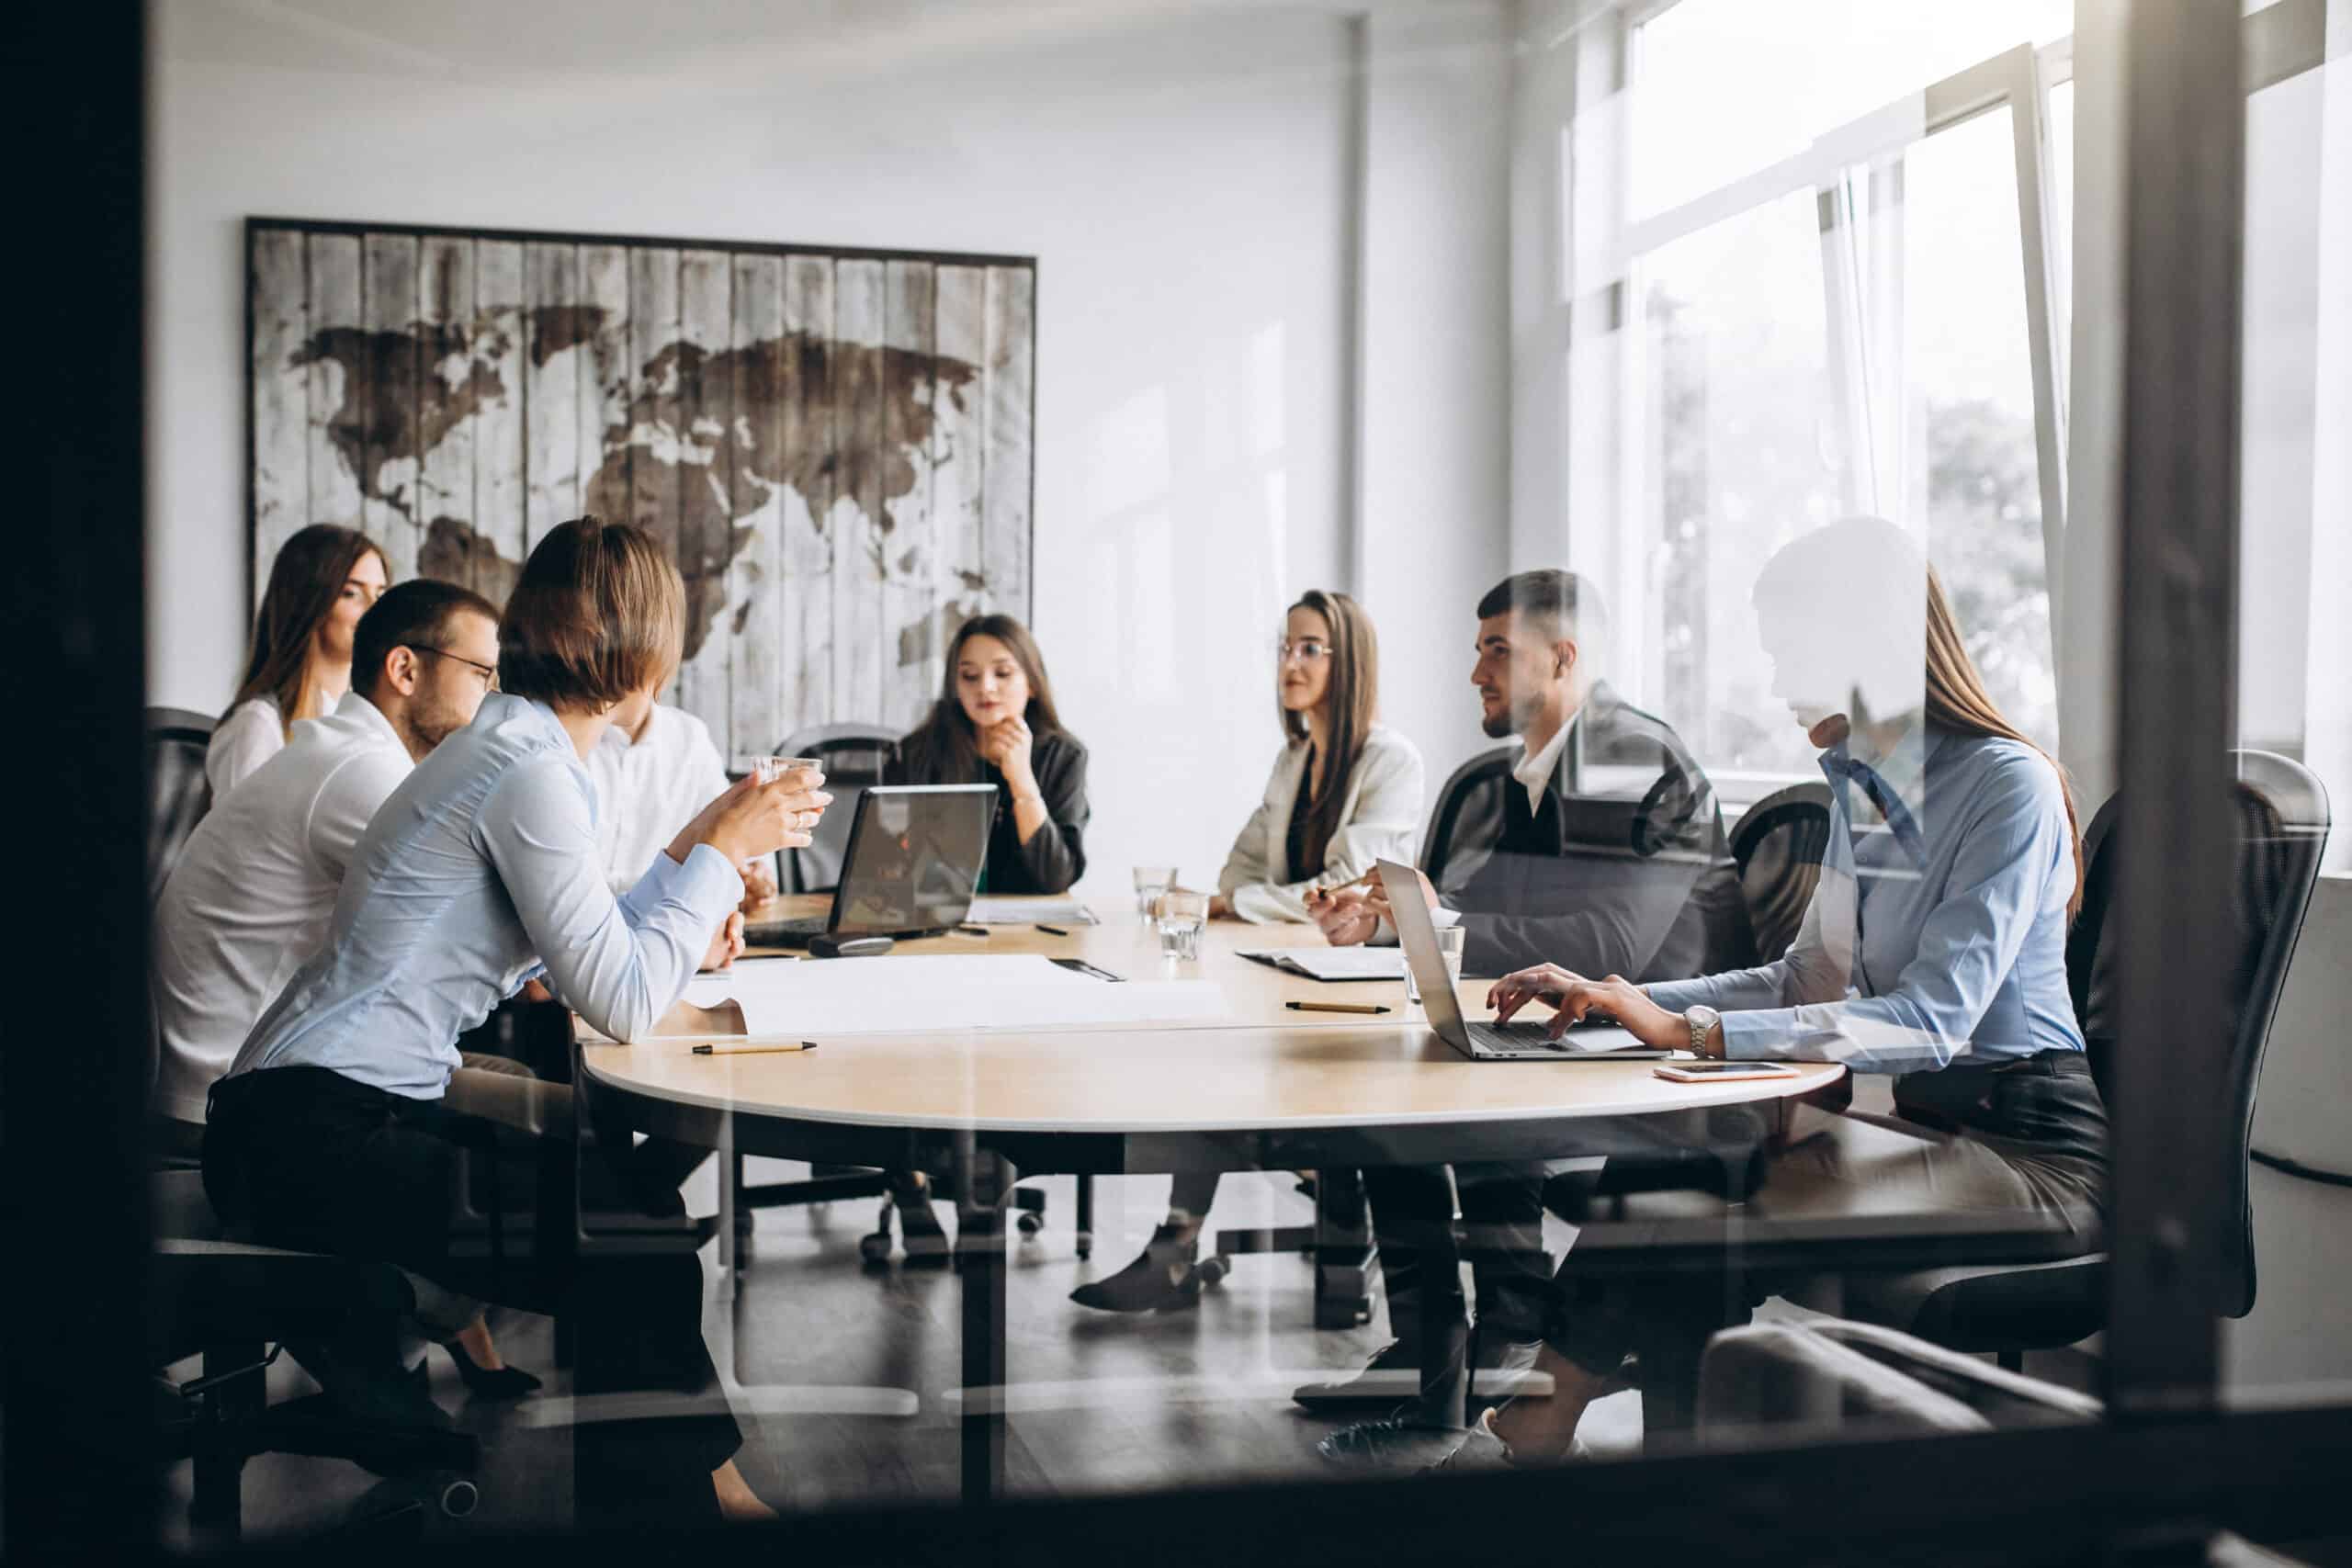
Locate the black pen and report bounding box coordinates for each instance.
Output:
[953,924,989,938]
[1287,1000,1391,1016]
[1036,924,1071,936]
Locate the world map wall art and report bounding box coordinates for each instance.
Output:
[246,218,1037,765]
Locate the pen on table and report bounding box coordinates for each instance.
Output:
[1035,923,1071,936]
[953,924,989,938]
[1286,1000,1391,1016]
[691,1041,820,1055]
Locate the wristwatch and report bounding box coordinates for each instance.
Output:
[1684,1004,1722,1058]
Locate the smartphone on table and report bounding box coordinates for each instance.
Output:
[1652,1060,1807,1084]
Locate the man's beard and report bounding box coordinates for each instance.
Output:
[1478,688,1540,740]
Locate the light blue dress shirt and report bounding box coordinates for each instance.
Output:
[1647,726,2085,1075]
[226,694,742,1100]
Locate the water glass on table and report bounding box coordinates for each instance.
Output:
[1133,865,1176,924]
[1155,888,1209,962]
[1402,923,1465,1011]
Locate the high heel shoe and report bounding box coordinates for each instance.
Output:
[894,1188,954,1269]
[442,1337,543,1400]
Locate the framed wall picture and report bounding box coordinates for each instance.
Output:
[246,217,1036,762]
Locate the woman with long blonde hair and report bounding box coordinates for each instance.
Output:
[1417,515,2105,1473]
[1073,590,1425,1314]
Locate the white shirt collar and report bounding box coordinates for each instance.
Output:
[1512,715,1574,813]
[333,689,404,753]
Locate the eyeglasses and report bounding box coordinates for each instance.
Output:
[1276,638,1334,664]
[413,647,500,691]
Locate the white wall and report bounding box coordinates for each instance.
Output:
[152,0,1512,900]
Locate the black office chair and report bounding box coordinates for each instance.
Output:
[1419,745,1517,887]
[769,722,899,896]
[1844,749,2332,1367]
[1729,782,1833,964]
[146,707,217,910]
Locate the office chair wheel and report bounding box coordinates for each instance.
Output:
[1076,1231,1093,1260]
[1016,1211,1044,1237]
[433,1472,480,1519]
[859,1231,892,1265]
[1193,1254,1231,1289]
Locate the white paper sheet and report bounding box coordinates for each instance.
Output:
[674,953,1229,1036]
[964,897,1098,926]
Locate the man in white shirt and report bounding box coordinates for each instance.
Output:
[585,690,779,909]
[152,579,505,1149]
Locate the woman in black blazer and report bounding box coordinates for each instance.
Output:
[887,613,1089,895]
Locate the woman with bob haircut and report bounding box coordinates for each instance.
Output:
[888,612,1090,895]
[1073,588,1425,1313]
[203,517,826,1524]
[209,524,390,797]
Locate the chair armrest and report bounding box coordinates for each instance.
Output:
[445,1067,574,1139]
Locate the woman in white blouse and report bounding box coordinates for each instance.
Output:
[1072,590,1425,1313]
[206,525,389,799]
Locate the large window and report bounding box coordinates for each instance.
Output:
[1603,5,2073,794]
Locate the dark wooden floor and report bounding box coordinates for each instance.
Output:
[162,1160,2114,1543]
[158,1169,1654,1544]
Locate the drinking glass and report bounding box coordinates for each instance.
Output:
[1156,888,1209,962]
[1403,923,1465,1010]
[1133,865,1176,923]
[753,755,825,787]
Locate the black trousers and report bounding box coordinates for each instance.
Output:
[1540,1052,2109,1382]
[1359,1162,1554,1348]
[204,1066,741,1527]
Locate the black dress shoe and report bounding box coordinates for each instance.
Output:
[1317,1404,1467,1470]
[1293,1340,1422,1409]
[442,1337,544,1400]
[1068,1223,1203,1313]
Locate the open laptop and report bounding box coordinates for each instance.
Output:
[1376,859,1671,1062]
[748,784,997,947]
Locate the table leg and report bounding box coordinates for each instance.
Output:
[954,1133,1009,1506]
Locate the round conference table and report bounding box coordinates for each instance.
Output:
[577,895,1844,1504]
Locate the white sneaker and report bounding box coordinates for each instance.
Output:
[1421,1410,1590,1476]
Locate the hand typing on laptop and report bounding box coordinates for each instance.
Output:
[1488,964,1683,1049]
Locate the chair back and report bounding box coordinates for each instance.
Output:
[146,707,217,909]
[1728,782,1833,963]
[2064,749,2330,1318]
[773,722,901,894]
[1418,746,1516,885]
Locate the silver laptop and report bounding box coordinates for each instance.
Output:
[1376,859,1671,1063]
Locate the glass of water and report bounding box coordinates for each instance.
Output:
[753,755,825,787]
[1403,923,1465,1010]
[1156,888,1209,962]
[1133,865,1176,924]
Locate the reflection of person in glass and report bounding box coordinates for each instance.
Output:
[886,614,1089,896]
[1430,516,2106,1472]
[1073,590,1425,1314]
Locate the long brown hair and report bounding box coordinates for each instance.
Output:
[1922,564,2085,919]
[233,524,387,737]
[1282,590,1380,874]
[899,614,1068,782]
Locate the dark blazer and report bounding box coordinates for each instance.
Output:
[1433,682,1754,980]
[886,727,1091,896]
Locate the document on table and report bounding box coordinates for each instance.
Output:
[668,953,1229,1037]
[1237,947,1406,982]
[964,897,1098,926]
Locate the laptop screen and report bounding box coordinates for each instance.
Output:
[831,784,999,935]
[1376,859,1470,1040]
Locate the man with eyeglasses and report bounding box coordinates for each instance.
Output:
[154,580,508,1161]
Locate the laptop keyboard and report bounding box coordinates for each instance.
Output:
[1466,1021,1568,1052]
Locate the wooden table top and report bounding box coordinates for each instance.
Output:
[582,896,1844,1135]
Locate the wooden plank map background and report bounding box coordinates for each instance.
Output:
[247,218,1036,765]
